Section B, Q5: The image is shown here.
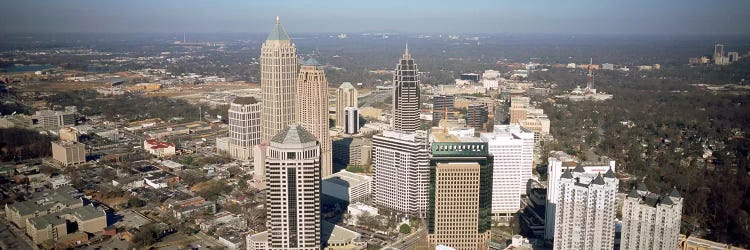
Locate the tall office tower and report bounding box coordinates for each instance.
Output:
[373,130,429,216]
[432,94,455,124]
[296,58,332,177]
[480,125,534,219]
[392,45,421,132]
[621,185,683,250]
[545,151,616,240]
[344,106,359,134]
[427,141,493,250]
[509,96,530,124]
[227,96,261,160]
[728,51,741,63]
[336,82,358,130]
[465,103,489,129]
[714,44,725,59]
[264,124,321,249]
[261,17,298,142]
[553,168,618,250]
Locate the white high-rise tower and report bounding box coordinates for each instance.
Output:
[260,17,298,142]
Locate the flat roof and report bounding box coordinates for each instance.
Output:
[324,170,371,187]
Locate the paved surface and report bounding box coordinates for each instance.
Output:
[382,228,426,250]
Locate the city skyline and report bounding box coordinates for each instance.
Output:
[1,0,750,35]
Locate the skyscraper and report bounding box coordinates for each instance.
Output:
[392,45,421,132]
[227,96,261,160]
[427,141,493,250]
[261,17,298,142]
[621,185,683,250]
[480,125,534,220]
[296,58,332,177]
[432,94,455,124]
[373,130,429,216]
[262,124,321,249]
[465,103,489,129]
[336,82,358,130]
[344,106,359,135]
[545,151,616,240]
[553,167,618,250]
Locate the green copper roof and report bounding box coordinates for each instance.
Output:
[266,16,291,41]
[339,82,355,89]
[303,58,320,66]
[270,124,317,144]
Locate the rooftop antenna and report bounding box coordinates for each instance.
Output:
[198,106,202,122]
[183,32,186,43]
[276,16,280,25]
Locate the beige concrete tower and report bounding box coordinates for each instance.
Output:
[261,16,298,142]
[296,58,333,177]
[336,82,358,130]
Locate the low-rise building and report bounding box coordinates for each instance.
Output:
[51,141,86,166]
[5,187,83,229]
[679,234,746,250]
[322,170,372,203]
[143,138,176,157]
[26,205,107,245]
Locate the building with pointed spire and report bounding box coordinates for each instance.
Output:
[336,82,358,130]
[261,17,298,142]
[296,58,333,177]
[392,45,421,132]
[621,184,683,250]
[552,166,618,250]
[252,124,321,249]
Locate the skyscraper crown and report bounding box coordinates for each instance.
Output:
[266,16,291,41]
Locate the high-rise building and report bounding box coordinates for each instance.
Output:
[261,17,298,142]
[51,141,86,166]
[545,151,616,240]
[296,58,332,177]
[227,96,261,160]
[427,141,493,250]
[728,51,741,63]
[480,125,534,219]
[32,109,76,130]
[432,94,455,124]
[262,124,321,249]
[373,130,429,216]
[621,185,683,250]
[344,106,359,134]
[509,96,530,125]
[713,44,730,65]
[465,103,489,129]
[336,82,358,130]
[392,45,421,132]
[553,167,618,250]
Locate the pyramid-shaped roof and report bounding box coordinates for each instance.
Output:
[627,188,641,198]
[669,187,682,198]
[573,164,586,173]
[266,16,291,41]
[590,173,606,185]
[659,193,675,205]
[561,169,574,179]
[303,57,320,66]
[339,82,355,89]
[270,124,316,144]
[604,168,616,178]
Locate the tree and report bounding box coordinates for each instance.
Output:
[399,224,411,234]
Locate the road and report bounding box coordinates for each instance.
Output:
[382,228,426,250]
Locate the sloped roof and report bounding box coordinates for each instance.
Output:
[627,188,641,198]
[573,164,586,173]
[590,173,606,185]
[604,168,616,178]
[339,82,355,89]
[637,182,649,192]
[266,17,290,41]
[669,187,682,198]
[660,194,675,205]
[270,124,316,144]
[303,58,320,66]
[561,169,574,179]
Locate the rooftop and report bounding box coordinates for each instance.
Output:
[266,16,290,41]
[233,96,258,105]
[324,170,371,187]
[270,124,317,145]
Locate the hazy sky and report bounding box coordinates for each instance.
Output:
[2,0,749,35]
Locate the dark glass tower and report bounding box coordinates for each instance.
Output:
[392,45,421,132]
